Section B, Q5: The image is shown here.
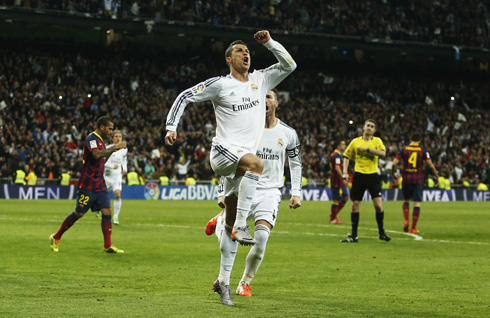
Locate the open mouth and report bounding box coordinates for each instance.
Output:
[243,57,249,65]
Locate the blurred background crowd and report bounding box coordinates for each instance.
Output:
[4,0,490,48]
[1,0,489,189]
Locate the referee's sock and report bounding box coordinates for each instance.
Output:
[376,211,385,235]
[351,212,359,238]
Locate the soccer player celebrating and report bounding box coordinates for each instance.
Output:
[391,133,439,233]
[206,89,302,305]
[49,116,126,253]
[103,130,128,225]
[165,29,296,250]
[329,139,349,224]
[341,119,391,243]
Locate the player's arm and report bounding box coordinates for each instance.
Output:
[122,149,128,174]
[256,30,297,90]
[425,159,439,186]
[391,158,400,182]
[165,78,221,146]
[93,142,127,160]
[342,139,355,179]
[357,147,386,157]
[287,135,302,209]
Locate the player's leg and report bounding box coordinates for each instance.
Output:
[237,190,278,296]
[402,184,411,232]
[410,201,421,233]
[373,196,391,242]
[330,187,341,223]
[231,154,263,245]
[96,191,124,253]
[214,194,238,306]
[210,145,260,245]
[50,191,88,252]
[113,189,122,225]
[341,173,364,242]
[410,185,423,233]
[367,174,391,242]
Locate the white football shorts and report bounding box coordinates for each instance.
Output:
[104,174,122,192]
[248,188,282,228]
[210,142,254,179]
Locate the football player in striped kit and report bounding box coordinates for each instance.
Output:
[206,89,302,305]
[391,133,439,233]
[49,116,126,253]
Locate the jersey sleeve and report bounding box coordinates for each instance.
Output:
[166,77,222,131]
[286,129,302,197]
[86,134,101,154]
[344,139,356,160]
[376,138,386,152]
[122,148,128,171]
[261,39,297,92]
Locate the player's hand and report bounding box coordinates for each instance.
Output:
[165,131,177,146]
[434,177,439,188]
[122,170,127,175]
[217,196,225,208]
[254,30,271,44]
[114,141,127,150]
[357,147,368,153]
[289,196,301,209]
[342,173,349,180]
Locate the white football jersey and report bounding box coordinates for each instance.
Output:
[104,144,128,178]
[166,39,296,152]
[256,119,302,196]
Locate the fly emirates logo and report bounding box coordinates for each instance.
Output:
[232,97,260,111]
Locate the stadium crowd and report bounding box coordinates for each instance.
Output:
[4,0,490,49]
[1,38,489,188]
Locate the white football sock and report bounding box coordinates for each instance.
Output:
[218,225,238,286]
[235,171,259,229]
[113,198,121,218]
[241,224,270,284]
[215,212,225,243]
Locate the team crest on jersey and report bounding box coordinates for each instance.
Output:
[191,83,205,95]
[251,83,258,91]
[277,139,284,147]
[90,140,97,149]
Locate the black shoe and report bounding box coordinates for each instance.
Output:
[340,234,358,243]
[379,233,392,242]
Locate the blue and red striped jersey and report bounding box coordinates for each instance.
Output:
[77,132,107,192]
[329,150,344,188]
[395,143,431,185]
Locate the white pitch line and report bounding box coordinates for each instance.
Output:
[1,216,488,246]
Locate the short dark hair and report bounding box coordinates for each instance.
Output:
[96,116,112,128]
[365,119,376,127]
[411,133,422,142]
[270,88,279,100]
[335,139,344,148]
[225,40,248,64]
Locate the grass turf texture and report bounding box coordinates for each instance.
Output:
[0,200,488,317]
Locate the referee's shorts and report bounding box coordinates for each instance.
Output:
[350,172,382,201]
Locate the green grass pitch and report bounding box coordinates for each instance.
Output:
[0,199,489,317]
